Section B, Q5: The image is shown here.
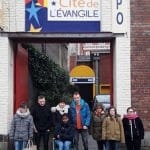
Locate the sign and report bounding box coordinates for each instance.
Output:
[48,0,100,21]
[83,43,110,50]
[25,0,101,32]
[70,77,95,84]
[112,0,128,33]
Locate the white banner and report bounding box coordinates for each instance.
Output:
[112,0,128,33]
[48,0,101,21]
[83,43,110,50]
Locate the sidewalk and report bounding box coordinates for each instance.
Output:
[78,135,98,150]
[39,134,148,150]
[78,135,126,150]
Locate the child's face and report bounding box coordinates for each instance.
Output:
[110,108,115,116]
[59,102,65,108]
[62,116,69,123]
[20,108,27,113]
[96,106,102,113]
[127,109,134,115]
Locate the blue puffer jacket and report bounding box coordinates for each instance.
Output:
[70,99,91,127]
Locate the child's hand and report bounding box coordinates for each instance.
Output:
[83,126,88,129]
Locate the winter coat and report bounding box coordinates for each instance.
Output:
[9,109,34,141]
[54,121,75,142]
[102,115,125,143]
[31,104,52,132]
[90,111,105,140]
[122,114,144,141]
[70,99,91,127]
[51,104,71,126]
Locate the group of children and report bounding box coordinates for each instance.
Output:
[90,103,144,150]
[9,98,144,150]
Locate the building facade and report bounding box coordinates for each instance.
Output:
[0,0,149,148]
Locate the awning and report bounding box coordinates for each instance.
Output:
[70,65,95,84]
[0,32,124,43]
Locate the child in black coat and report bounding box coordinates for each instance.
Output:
[122,107,144,150]
[54,113,75,150]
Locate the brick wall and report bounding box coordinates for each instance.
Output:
[100,54,111,84]
[131,0,150,131]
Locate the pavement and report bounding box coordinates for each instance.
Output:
[77,134,126,150]
[48,134,98,150]
[1,133,149,150]
[77,134,98,150]
[48,133,127,150]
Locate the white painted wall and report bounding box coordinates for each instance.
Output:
[101,0,112,31]
[15,0,25,31]
[112,0,131,116]
[113,36,131,116]
[0,37,14,134]
[0,0,25,32]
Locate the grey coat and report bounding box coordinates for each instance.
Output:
[9,109,34,141]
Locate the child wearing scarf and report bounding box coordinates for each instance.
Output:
[122,107,144,150]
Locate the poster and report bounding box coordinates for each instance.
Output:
[25,0,101,32]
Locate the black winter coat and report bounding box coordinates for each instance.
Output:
[122,117,144,141]
[54,121,75,141]
[53,109,72,126]
[31,104,52,132]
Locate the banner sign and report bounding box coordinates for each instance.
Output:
[82,43,110,51]
[25,0,101,32]
[112,0,128,33]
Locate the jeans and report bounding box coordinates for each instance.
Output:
[74,129,89,150]
[34,131,50,150]
[55,140,71,150]
[14,141,27,150]
[105,140,119,150]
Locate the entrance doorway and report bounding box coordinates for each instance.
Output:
[12,33,114,112]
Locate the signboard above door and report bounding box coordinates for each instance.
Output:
[25,0,129,33]
[25,0,101,32]
[82,43,111,55]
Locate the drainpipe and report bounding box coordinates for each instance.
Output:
[59,44,62,67]
[91,52,100,95]
[95,57,99,95]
